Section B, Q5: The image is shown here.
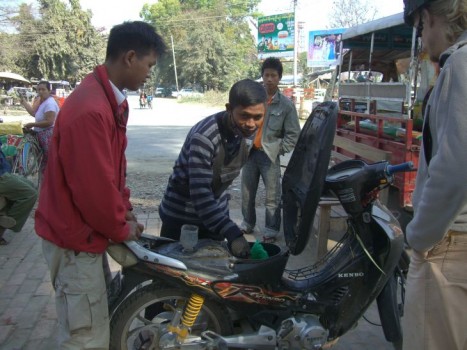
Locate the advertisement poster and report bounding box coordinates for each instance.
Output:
[257,13,295,59]
[307,29,345,67]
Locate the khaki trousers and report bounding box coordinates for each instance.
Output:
[402,231,467,350]
[42,239,109,350]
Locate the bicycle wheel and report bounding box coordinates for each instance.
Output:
[13,137,42,187]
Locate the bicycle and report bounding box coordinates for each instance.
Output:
[11,130,43,188]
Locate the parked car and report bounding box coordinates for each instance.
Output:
[154,87,165,97]
[177,88,203,99]
[164,87,177,98]
[155,87,177,98]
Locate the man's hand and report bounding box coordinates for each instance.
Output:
[229,235,250,258]
[126,220,144,241]
[125,211,137,222]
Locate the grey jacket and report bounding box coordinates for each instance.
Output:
[260,91,301,162]
[406,31,467,252]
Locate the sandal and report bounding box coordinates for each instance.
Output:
[0,238,8,245]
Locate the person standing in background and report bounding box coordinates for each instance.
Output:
[35,21,166,349]
[241,57,300,242]
[402,0,467,349]
[19,80,59,174]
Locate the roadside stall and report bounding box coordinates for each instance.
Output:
[333,13,433,213]
[0,72,32,107]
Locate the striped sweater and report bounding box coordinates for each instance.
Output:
[159,111,244,241]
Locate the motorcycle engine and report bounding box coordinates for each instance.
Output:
[277,315,328,350]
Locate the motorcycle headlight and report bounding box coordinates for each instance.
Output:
[107,243,138,267]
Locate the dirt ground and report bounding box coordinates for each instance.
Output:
[125,171,253,215]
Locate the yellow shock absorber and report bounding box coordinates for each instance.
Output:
[182,294,205,328]
[167,294,205,341]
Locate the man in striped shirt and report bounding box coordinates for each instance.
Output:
[159,79,267,258]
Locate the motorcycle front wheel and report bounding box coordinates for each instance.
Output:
[110,283,233,350]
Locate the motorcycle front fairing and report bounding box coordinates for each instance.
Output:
[280,201,404,340]
[282,102,338,255]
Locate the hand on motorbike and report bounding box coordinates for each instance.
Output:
[229,235,250,258]
[126,220,144,241]
[125,210,137,222]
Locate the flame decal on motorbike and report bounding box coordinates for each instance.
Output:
[212,282,301,305]
[149,264,301,304]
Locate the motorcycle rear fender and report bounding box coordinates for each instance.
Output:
[108,267,154,315]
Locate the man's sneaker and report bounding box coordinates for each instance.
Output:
[0,216,16,229]
[240,221,254,234]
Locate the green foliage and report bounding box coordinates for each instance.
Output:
[0,3,36,75]
[142,0,261,92]
[199,89,228,107]
[298,52,311,88]
[1,0,106,83]
[2,0,261,89]
[29,0,106,82]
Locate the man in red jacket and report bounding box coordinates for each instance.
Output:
[35,21,166,349]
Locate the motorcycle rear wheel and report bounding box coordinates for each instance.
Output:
[110,284,233,350]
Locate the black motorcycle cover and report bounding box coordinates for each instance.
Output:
[282,102,337,255]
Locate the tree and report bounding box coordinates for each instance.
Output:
[141,0,260,91]
[328,0,378,29]
[298,52,311,88]
[0,2,36,75]
[2,0,106,83]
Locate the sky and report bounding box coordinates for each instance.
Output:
[74,0,404,32]
[15,0,404,34]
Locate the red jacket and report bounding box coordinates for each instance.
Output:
[35,66,131,253]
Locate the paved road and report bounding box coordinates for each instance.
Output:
[127,95,220,173]
[0,96,397,349]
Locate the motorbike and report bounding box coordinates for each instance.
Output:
[107,102,411,350]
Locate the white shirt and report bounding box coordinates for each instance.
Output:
[34,96,59,131]
[109,80,126,106]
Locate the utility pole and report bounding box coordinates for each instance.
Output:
[171,35,179,92]
[293,0,298,86]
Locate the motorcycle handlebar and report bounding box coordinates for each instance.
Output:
[385,162,414,176]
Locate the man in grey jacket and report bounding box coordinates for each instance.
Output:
[241,57,300,241]
[402,1,467,349]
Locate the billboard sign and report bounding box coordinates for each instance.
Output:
[257,13,295,59]
[307,29,345,67]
